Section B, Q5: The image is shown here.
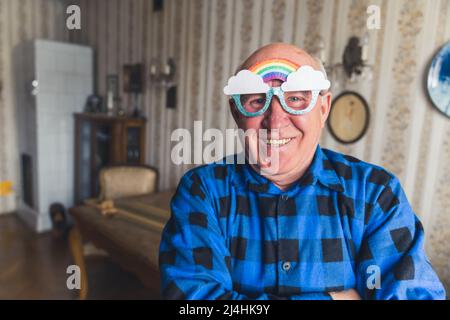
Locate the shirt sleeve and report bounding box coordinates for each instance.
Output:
[159,171,332,300]
[355,175,446,300]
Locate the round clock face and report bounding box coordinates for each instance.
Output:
[327,91,370,144]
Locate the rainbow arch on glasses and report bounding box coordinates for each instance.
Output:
[248,58,299,82]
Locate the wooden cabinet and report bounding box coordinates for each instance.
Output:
[74,113,146,204]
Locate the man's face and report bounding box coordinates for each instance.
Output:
[230,76,331,178]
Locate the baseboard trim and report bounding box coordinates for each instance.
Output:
[17,202,51,233]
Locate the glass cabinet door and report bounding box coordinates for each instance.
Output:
[126,127,141,164]
[93,123,112,196]
[77,120,92,203]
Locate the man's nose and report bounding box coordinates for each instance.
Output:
[262,95,291,129]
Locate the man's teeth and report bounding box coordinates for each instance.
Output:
[266,138,292,146]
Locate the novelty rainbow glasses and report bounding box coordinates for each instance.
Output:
[224,59,330,117]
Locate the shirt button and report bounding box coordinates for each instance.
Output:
[282,261,291,271]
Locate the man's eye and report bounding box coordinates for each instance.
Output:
[288,96,303,102]
[251,98,265,105]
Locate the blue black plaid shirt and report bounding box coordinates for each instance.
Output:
[159,145,446,300]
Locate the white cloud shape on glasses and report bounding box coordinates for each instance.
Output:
[223,70,270,95]
[281,65,331,92]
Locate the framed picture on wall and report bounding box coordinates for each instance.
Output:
[123,64,144,93]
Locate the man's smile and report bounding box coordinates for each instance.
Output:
[266,138,292,146]
[259,134,300,148]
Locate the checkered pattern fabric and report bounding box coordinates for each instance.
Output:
[159,146,446,300]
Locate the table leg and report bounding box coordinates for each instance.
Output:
[68,225,88,300]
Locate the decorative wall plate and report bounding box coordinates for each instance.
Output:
[327,91,370,144]
[427,41,450,118]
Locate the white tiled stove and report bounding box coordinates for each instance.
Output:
[16,40,93,232]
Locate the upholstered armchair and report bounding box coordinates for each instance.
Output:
[99,165,158,201]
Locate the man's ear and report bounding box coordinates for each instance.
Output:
[319,92,332,128]
[229,99,241,125]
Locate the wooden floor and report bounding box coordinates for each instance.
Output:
[0,213,160,299]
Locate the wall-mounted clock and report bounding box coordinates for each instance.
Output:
[327,91,370,144]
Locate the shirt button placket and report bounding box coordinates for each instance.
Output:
[278,194,292,277]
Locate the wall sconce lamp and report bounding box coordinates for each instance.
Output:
[149,57,176,88]
[321,33,373,91]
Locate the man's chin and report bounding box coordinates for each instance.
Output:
[258,165,279,176]
[255,159,288,177]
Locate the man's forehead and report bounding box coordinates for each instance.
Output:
[247,58,300,83]
[240,53,320,84]
[239,45,318,71]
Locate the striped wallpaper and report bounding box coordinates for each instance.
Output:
[0,0,448,291]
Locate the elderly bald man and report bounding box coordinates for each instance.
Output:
[159,43,445,300]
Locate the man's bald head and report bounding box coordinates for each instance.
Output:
[238,43,320,73]
[237,42,329,94]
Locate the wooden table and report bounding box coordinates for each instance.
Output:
[113,190,174,232]
[68,189,175,299]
